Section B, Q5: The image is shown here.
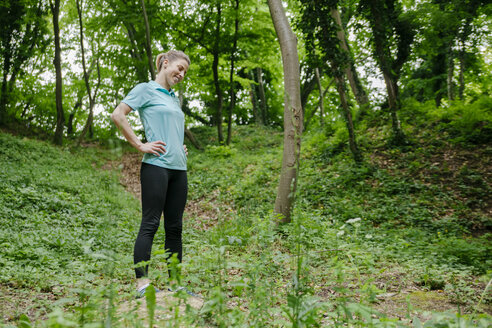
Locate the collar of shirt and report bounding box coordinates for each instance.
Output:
[149,80,176,97]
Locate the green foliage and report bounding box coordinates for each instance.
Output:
[400,97,492,144]
[2,119,491,326]
[205,144,237,158]
[0,132,139,290]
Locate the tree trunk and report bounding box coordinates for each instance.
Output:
[79,61,101,143]
[268,0,303,224]
[122,21,148,82]
[304,79,332,131]
[249,71,261,125]
[212,3,223,143]
[77,0,101,144]
[383,71,405,143]
[300,68,317,113]
[256,67,267,125]
[458,44,465,100]
[184,128,203,150]
[227,0,239,145]
[314,67,324,127]
[67,98,82,136]
[140,0,155,80]
[177,89,203,150]
[330,8,369,109]
[366,1,405,144]
[333,73,362,162]
[447,43,454,101]
[67,112,75,136]
[51,0,64,145]
[0,55,9,124]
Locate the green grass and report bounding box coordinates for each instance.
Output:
[0,117,491,327]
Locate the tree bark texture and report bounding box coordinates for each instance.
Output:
[333,73,362,162]
[0,54,9,124]
[177,88,203,150]
[458,45,465,100]
[51,0,64,145]
[249,70,261,125]
[256,67,267,125]
[360,0,408,144]
[371,16,404,143]
[330,8,369,108]
[447,43,454,101]
[116,11,147,83]
[77,0,101,143]
[268,0,303,224]
[304,79,332,131]
[0,1,44,125]
[140,0,155,80]
[300,67,317,125]
[184,128,203,150]
[212,3,224,143]
[314,67,324,127]
[227,0,239,145]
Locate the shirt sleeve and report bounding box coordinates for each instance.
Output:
[121,83,148,111]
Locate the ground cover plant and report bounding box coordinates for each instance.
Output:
[1,105,491,327]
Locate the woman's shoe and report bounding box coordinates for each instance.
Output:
[168,286,200,298]
[136,283,160,299]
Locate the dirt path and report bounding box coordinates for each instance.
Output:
[116,290,204,325]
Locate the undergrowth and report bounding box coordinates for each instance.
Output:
[0,99,491,327]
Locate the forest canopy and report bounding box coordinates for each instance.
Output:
[0,0,490,145]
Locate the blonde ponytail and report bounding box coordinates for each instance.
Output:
[155,50,191,73]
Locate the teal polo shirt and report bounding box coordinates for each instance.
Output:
[122,80,187,170]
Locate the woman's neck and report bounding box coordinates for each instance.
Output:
[155,74,170,90]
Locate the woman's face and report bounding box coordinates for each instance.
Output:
[161,58,189,89]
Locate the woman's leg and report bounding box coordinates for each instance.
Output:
[134,163,169,278]
[163,170,188,265]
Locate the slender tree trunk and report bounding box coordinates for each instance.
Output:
[304,79,332,131]
[368,4,405,144]
[67,98,82,136]
[300,68,317,113]
[0,56,9,124]
[51,0,64,145]
[77,0,101,143]
[79,61,101,143]
[447,43,454,101]
[458,43,465,100]
[256,67,267,125]
[178,87,203,150]
[212,3,223,143]
[333,73,362,162]
[140,0,155,80]
[69,60,95,136]
[67,112,76,136]
[383,72,405,143]
[330,8,369,108]
[314,67,324,127]
[268,0,303,224]
[458,16,474,100]
[249,71,261,125]
[122,21,147,82]
[21,101,31,118]
[227,0,239,145]
[184,128,203,150]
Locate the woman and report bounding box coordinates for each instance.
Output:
[111,50,190,297]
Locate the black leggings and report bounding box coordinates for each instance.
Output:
[134,162,188,278]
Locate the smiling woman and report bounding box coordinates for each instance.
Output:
[110,50,194,298]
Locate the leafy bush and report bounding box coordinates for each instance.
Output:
[411,97,492,144]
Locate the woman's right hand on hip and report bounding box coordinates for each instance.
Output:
[138,141,166,156]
